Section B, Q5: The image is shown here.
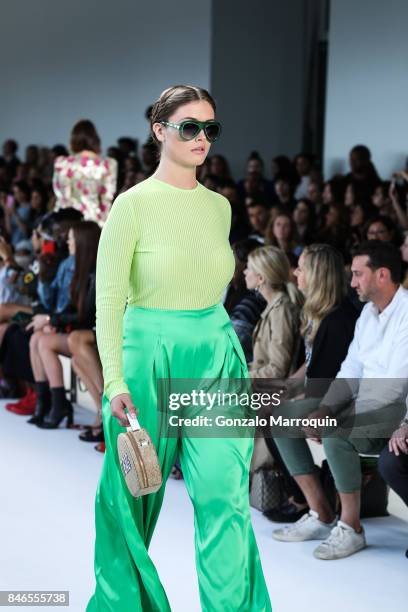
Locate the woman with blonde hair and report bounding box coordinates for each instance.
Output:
[244,245,302,379]
[269,244,360,526]
[293,243,360,394]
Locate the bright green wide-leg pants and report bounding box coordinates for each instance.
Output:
[86,303,272,612]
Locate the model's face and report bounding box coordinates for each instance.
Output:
[367,221,391,242]
[274,216,291,241]
[243,261,262,290]
[152,100,214,169]
[294,251,308,293]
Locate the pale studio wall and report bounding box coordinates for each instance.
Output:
[210,0,307,179]
[1,0,307,179]
[324,0,408,179]
[0,0,212,154]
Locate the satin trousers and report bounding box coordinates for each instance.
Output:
[86,303,272,612]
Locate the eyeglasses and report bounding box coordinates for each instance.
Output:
[160,119,222,142]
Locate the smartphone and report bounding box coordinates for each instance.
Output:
[42,239,57,255]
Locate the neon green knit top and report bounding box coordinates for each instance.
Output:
[95,176,235,401]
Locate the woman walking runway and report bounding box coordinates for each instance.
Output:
[86,85,272,611]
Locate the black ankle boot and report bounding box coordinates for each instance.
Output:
[38,387,74,429]
[27,381,52,425]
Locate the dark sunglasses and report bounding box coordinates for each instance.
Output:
[160,119,222,143]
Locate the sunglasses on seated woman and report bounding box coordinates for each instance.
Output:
[160,119,222,143]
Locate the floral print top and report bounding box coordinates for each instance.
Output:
[53,153,118,226]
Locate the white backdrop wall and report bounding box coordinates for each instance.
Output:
[324,0,408,179]
[1,0,212,154]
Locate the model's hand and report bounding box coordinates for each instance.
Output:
[110,393,139,428]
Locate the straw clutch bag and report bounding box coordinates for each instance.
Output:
[117,411,162,497]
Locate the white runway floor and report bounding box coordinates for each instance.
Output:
[1,401,407,612]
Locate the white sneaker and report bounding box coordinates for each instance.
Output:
[272,510,337,542]
[313,521,367,560]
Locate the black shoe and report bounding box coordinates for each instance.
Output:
[79,427,104,442]
[263,502,309,523]
[37,387,74,429]
[27,381,51,425]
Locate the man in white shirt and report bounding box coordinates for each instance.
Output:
[272,241,408,559]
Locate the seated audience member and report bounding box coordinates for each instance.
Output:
[69,328,104,449]
[378,422,408,557]
[224,239,262,314]
[244,245,302,379]
[265,244,360,523]
[5,180,32,246]
[238,152,275,202]
[53,119,118,226]
[265,212,302,257]
[344,179,373,209]
[271,156,297,185]
[401,231,408,288]
[272,241,408,559]
[208,154,232,185]
[202,174,220,191]
[321,176,347,207]
[0,236,33,318]
[2,209,82,412]
[27,221,100,429]
[226,239,267,361]
[294,153,316,200]
[1,139,21,180]
[346,144,381,197]
[219,181,250,243]
[365,215,400,245]
[388,180,408,229]
[348,202,377,249]
[372,181,391,212]
[273,175,297,212]
[306,181,325,228]
[316,202,350,256]
[292,198,317,247]
[247,198,271,244]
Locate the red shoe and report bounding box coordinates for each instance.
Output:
[94,442,105,453]
[6,388,37,415]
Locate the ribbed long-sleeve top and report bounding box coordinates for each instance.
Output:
[96,176,235,402]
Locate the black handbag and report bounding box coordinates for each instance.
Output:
[249,467,288,513]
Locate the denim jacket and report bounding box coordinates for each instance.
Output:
[37,255,75,314]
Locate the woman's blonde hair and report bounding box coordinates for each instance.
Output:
[300,244,347,342]
[248,245,303,307]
